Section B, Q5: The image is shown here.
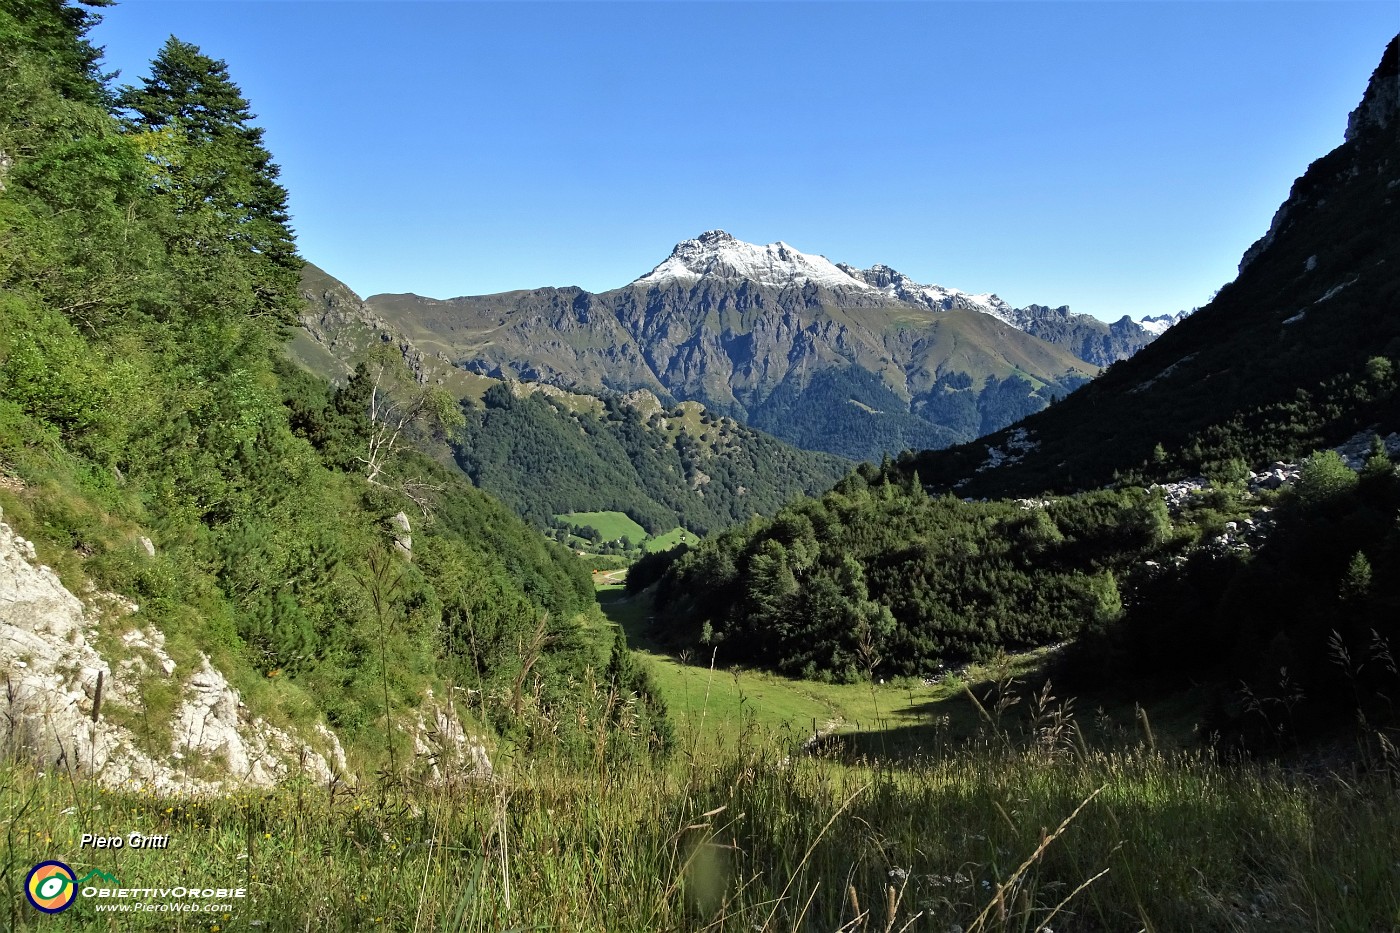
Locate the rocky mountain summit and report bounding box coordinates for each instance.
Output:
[633,229,1181,357]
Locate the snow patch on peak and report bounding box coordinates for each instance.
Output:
[837,262,1017,323]
[1137,310,1190,336]
[633,231,876,292]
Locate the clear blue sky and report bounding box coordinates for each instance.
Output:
[92,2,1397,321]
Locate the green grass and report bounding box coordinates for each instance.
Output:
[6,563,1397,931]
[598,589,1062,753]
[6,724,1398,931]
[557,517,691,561]
[555,511,647,544]
[642,527,691,553]
[4,588,1396,931]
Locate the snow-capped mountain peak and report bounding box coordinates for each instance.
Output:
[628,231,1187,354]
[632,230,877,292]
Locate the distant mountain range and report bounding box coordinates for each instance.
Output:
[360,233,1186,460]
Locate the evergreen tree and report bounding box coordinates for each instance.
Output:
[118,36,300,322]
[0,0,112,106]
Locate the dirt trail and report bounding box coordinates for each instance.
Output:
[591,568,627,587]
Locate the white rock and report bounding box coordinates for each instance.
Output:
[1,518,346,794]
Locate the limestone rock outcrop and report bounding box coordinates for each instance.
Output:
[1,512,347,794]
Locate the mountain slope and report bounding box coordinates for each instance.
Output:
[365,232,1175,460]
[295,263,851,535]
[909,34,1400,498]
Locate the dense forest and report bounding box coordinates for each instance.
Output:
[458,384,850,536]
[0,0,667,764]
[651,443,1400,743]
[653,474,1158,681]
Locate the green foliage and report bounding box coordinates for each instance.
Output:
[8,721,1400,932]
[458,388,849,536]
[1064,459,1400,748]
[655,482,1172,679]
[624,543,690,595]
[603,627,674,759]
[1295,449,1359,505]
[117,36,301,322]
[0,4,654,769]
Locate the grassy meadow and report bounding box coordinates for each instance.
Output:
[6,573,1398,932]
[6,702,1399,931]
[8,588,1398,931]
[556,512,650,545]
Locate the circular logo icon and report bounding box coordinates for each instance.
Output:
[26,861,77,913]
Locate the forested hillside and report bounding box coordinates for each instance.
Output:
[0,1,665,767]
[653,475,1149,681]
[461,385,850,535]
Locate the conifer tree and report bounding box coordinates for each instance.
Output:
[0,0,112,106]
[118,37,300,322]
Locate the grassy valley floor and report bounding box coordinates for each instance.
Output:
[5,591,1398,931]
[5,730,1398,930]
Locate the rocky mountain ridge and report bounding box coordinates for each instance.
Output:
[363,231,1184,459]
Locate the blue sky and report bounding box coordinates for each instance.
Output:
[92,2,1397,321]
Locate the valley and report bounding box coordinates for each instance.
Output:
[2,2,1398,929]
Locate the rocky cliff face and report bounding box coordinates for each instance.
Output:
[1008,305,1176,368]
[1241,35,1398,276]
[0,509,490,791]
[1345,34,1399,142]
[0,511,346,792]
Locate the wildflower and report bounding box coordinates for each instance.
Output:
[888,867,909,882]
